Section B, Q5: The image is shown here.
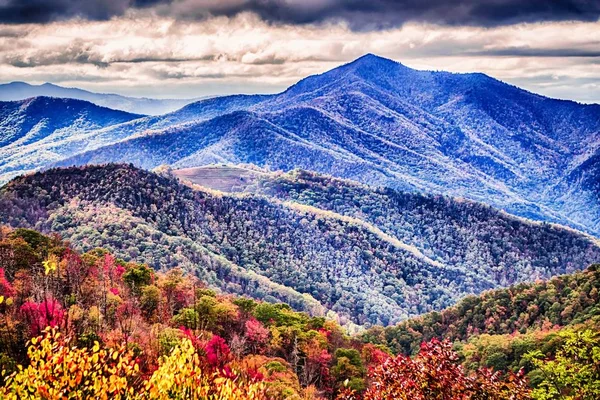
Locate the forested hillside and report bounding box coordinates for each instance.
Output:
[359,264,600,397]
[1,164,600,328]
[362,265,600,355]
[243,169,599,286]
[0,227,598,399]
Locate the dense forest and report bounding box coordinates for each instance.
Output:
[1,164,599,328]
[361,265,600,363]
[249,169,599,285]
[0,226,598,399]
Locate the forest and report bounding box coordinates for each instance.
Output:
[1,164,599,328]
[1,226,598,399]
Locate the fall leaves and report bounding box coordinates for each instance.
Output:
[1,328,266,400]
[1,227,599,399]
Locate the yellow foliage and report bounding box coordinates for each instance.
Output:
[143,338,267,400]
[0,329,267,400]
[43,254,59,276]
[0,328,139,400]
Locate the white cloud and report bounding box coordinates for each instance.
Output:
[0,14,598,102]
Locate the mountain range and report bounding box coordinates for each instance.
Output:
[2,53,600,326]
[0,81,199,115]
[2,54,599,236]
[1,163,598,327]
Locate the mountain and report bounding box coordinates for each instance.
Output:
[52,54,600,235]
[1,164,599,326]
[0,81,198,115]
[0,94,272,185]
[177,166,600,287]
[0,97,142,183]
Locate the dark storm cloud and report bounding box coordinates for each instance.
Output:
[1,0,599,28]
[0,0,159,24]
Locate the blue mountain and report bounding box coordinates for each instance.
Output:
[0,96,142,182]
[0,81,199,115]
[50,54,600,235]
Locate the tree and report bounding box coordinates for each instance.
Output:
[340,339,530,400]
[526,329,600,400]
[144,337,266,400]
[1,328,140,400]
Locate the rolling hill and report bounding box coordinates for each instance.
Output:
[1,164,599,326]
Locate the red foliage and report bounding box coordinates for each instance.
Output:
[306,348,333,389]
[20,297,65,335]
[0,268,14,297]
[179,326,202,348]
[103,254,124,282]
[205,335,232,368]
[361,344,390,372]
[245,318,269,350]
[358,339,530,400]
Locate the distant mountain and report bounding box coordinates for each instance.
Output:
[0,81,199,115]
[1,164,599,326]
[0,97,142,182]
[53,54,600,235]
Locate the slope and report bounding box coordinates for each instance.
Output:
[2,164,600,327]
[361,264,600,357]
[0,94,271,185]
[0,97,142,183]
[54,54,600,235]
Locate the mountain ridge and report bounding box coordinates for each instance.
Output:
[3,54,600,236]
[0,81,201,115]
[2,163,599,326]
[52,54,600,234]
[0,97,143,183]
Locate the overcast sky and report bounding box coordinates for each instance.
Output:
[0,0,598,103]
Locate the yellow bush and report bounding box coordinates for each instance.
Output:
[1,329,267,400]
[1,328,139,400]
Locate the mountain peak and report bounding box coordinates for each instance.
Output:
[352,53,403,66]
[279,54,409,98]
[340,53,409,74]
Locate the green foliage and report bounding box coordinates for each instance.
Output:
[526,329,600,399]
[363,265,600,355]
[9,229,50,253]
[254,303,309,327]
[123,264,154,294]
[139,285,161,319]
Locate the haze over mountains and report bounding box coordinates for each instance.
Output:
[0,81,199,115]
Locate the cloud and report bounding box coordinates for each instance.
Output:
[0,15,598,103]
[0,0,599,29]
[466,47,600,58]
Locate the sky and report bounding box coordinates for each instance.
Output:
[0,0,599,103]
